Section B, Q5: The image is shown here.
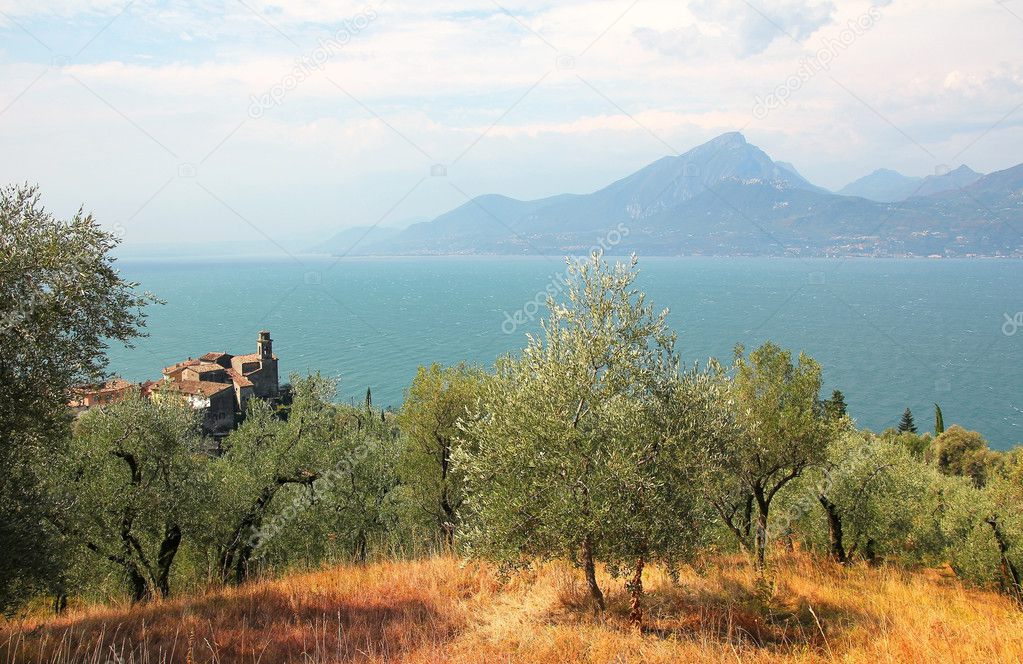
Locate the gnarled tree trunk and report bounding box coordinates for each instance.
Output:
[987,516,1023,605]
[817,494,847,564]
[219,472,319,585]
[582,535,605,612]
[627,555,645,628]
[155,523,182,597]
[753,487,769,570]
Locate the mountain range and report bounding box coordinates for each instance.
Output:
[838,165,984,202]
[319,132,1023,258]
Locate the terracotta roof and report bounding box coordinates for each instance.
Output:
[154,379,232,398]
[68,379,136,407]
[163,359,200,374]
[189,362,226,373]
[225,368,254,388]
[72,378,135,397]
[233,353,276,372]
[200,352,231,363]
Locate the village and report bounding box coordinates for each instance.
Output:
[70,330,281,438]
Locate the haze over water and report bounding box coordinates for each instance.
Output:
[107,256,1022,449]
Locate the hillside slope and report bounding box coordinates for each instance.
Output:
[3,555,1022,663]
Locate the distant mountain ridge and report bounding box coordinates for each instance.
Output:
[324,133,1023,258]
[839,165,984,202]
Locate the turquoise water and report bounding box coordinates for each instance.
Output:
[107,256,1023,449]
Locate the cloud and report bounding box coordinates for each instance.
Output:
[0,0,1022,240]
[689,0,834,57]
[457,108,750,138]
[632,24,703,59]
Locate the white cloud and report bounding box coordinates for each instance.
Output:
[0,0,1021,240]
[632,24,703,58]
[689,0,834,56]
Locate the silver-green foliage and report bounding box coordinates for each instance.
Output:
[782,431,939,563]
[702,342,831,567]
[458,253,719,613]
[1,184,156,609]
[51,395,206,602]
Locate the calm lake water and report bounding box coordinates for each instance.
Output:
[107,255,1023,449]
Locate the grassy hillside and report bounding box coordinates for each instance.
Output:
[2,554,1021,663]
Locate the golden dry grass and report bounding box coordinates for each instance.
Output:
[2,554,1021,663]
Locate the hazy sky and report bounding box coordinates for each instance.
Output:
[1,0,1022,248]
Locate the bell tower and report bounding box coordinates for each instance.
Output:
[257,330,273,360]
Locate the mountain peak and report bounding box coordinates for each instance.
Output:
[707,131,748,148]
[947,164,978,176]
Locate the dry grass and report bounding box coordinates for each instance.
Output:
[2,554,1021,663]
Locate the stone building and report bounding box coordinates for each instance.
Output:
[154,330,281,436]
[69,378,138,413]
[151,378,237,436]
[69,331,281,438]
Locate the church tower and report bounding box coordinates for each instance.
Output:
[255,330,279,398]
[257,330,273,359]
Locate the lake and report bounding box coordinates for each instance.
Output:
[107,255,1022,449]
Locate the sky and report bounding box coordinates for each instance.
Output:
[1,0,1022,249]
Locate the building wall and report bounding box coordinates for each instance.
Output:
[250,358,279,399]
[204,390,236,436]
[235,383,254,413]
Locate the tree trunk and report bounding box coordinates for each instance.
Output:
[987,517,1023,604]
[439,498,456,550]
[627,555,645,628]
[818,494,847,564]
[438,434,457,549]
[155,523,182,597]
[864,538,878,566]
[128,567,148,604]
[582,535,605,612]
[220,472,318,585]
[354,530,368,563]
[220,485,277,585]
[753,488,769,570]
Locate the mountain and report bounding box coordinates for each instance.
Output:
[839,165,983,202]
[330,133,1022,258]
[913,165,983,197]
[839,168,922,202]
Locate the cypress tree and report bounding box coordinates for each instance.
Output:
[934,403,945,435]
[825,389,848,419]
[898,408,917,434]
[365,387,372,409]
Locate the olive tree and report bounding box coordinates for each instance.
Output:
[704,342,831,568]
[986,451,1023,602]
[396,363,483,548]
[927,425,1002,488]
[782,431,934,564]
[945,450,1023,603]
[49,396,205,602]
[263,421,401,566]
[211,374,345,584]
[0,184,155,610]
[459,253,712,624]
